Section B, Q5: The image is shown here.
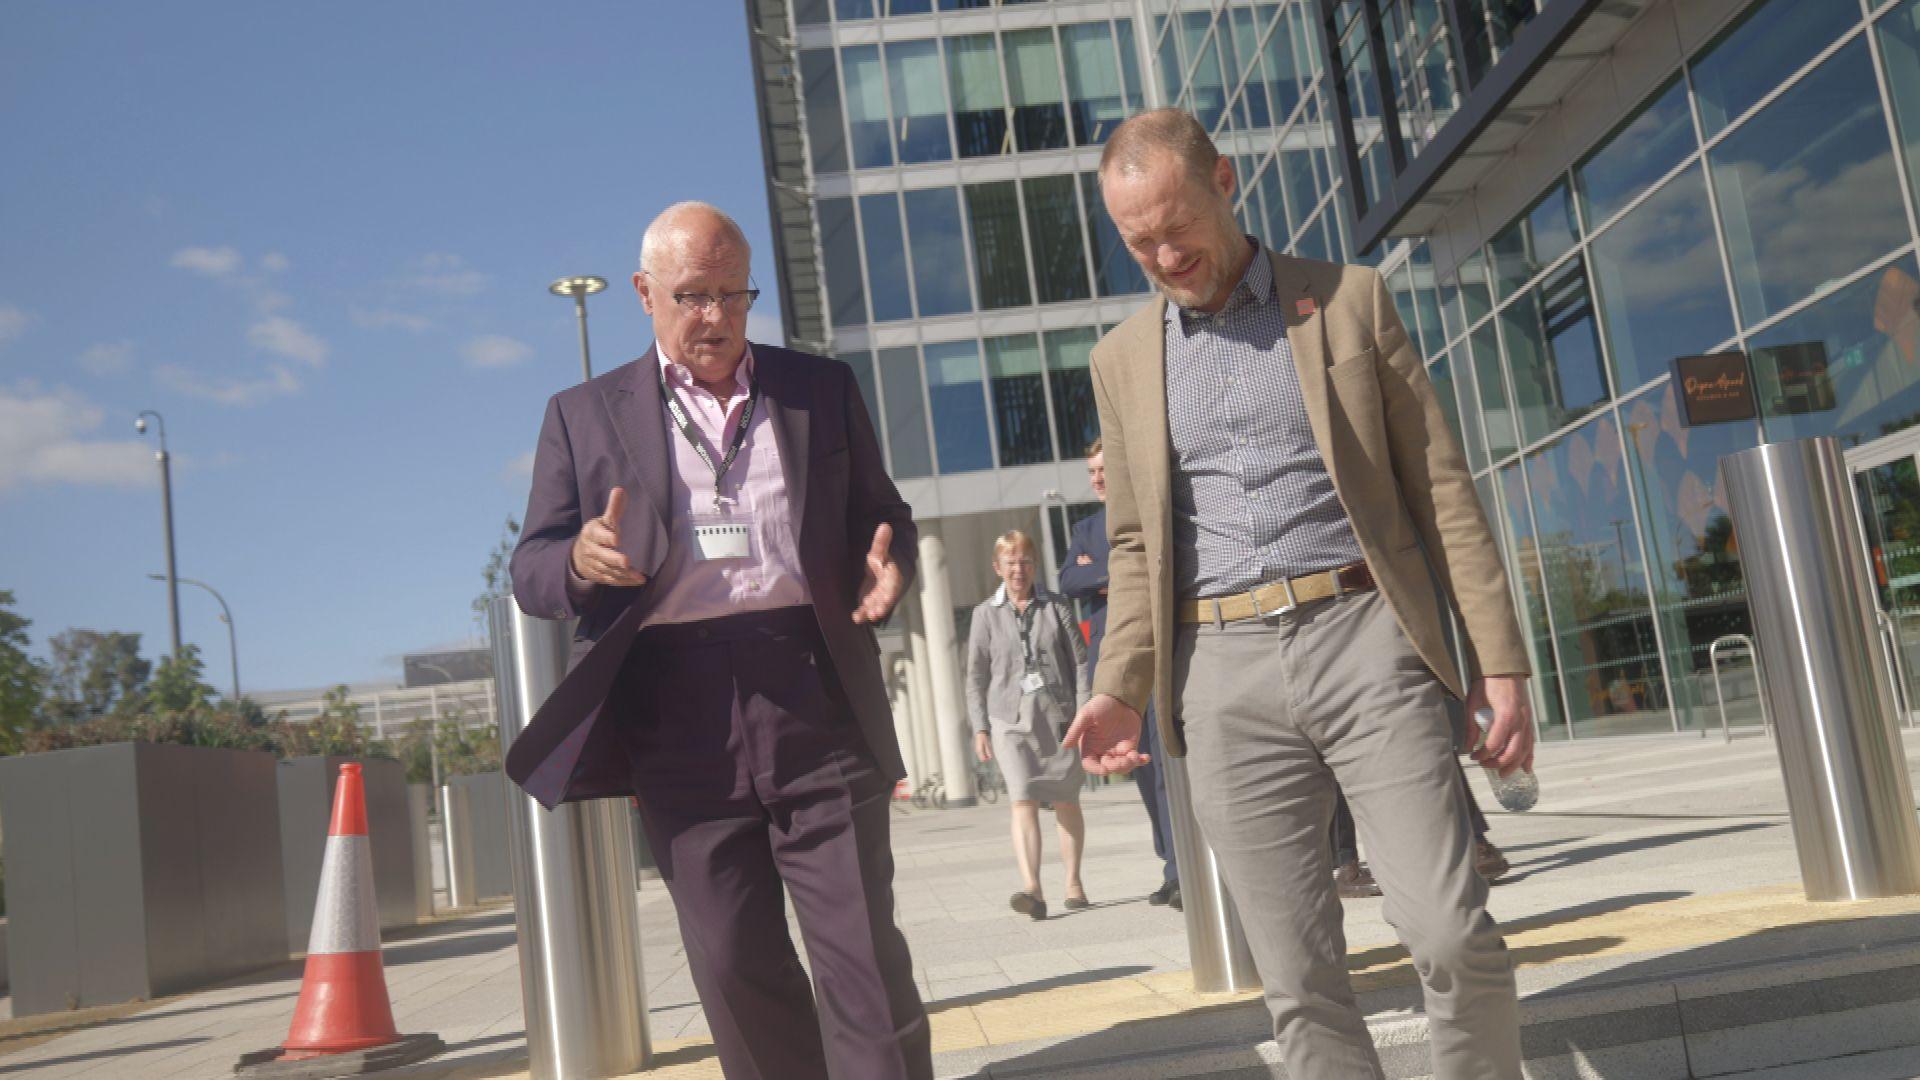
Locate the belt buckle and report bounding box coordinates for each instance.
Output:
[1255,577,1298,619]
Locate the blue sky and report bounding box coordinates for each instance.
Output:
[0,3,786,693]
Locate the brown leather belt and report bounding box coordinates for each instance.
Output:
[1179,562,1376,625]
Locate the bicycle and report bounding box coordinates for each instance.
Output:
[974,760,1004,803]
[909,775,946,810]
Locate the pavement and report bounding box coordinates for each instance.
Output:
[9,726,1920,1077]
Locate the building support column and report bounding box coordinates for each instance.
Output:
[905,598,941,790]
[918,534,978,807]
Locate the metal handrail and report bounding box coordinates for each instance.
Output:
[1709,634,1771,744]
[1876,610,1916,730]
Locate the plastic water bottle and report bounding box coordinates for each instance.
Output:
[1475,708,1539,812]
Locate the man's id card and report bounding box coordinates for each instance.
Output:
[692,510,753,561]
[1019,671,1047,695]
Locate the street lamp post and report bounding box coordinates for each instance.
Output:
[134,411,181,660]
[548,276,608,383]
[148,574,237,699]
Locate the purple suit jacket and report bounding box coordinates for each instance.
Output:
[503,344,917,808]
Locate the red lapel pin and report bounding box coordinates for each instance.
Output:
[1296,297,1317,317]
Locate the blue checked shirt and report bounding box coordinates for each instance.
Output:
[1164,240,1364,600]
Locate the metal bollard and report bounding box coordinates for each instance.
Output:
[489,596,650,1078]
[441,781,477,909]
[407,783,436,919]
[1163,754,1260,991]
[1721,438,1920,901]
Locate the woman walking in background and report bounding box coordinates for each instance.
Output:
[966,530,1091,920]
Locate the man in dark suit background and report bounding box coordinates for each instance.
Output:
[504,202,931,1079]
[1057,439,1179,909]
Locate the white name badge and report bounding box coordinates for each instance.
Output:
[1020,671,1047,695]
[693,520,752,561]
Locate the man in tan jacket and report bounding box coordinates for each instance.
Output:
[1064,108,1534,1079]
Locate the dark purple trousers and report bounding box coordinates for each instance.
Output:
[612,606,931,1080]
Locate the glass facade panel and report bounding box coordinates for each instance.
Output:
[1488,181,1577,300]
[1062,22,1126,145]
[1711,41,1905,327]
[886,39,953,164]
[1525,415,1668,738]
[1023,175,1092,304]
[858,193,912,322]
[819,196,867,328]
[1589,163,1735,396]
[1692,0,1859,137]
[795,0,830,27]
[1409,242,1444,358]
[878,346,932,479]
[885,0,931,13]
[1182,13,1228,130]
[1499,256,1609,445]
[841,351,882,446]
[1622,382,1758,733]
[986,334,1054,467]
[1882,0,1920,216]
[835,0,874,19]
[1495,462,1568,736]
[1264,4,1304,121]
[1280,149,1319,238]
[1472,322,1516,460]
[1458,248,1492,328]
[924,340,994,473]
[1082,173,1149,297]
[948,34,1009,158]
[800,50,848,174]
[1574,78,1695,232]
[1750,254,1920,448]
[966,181,1034,309]
[903,187,972,317]
[842,44,894,168]
[1229,8,1271,129]
[1004,28,1070,151]
[1045,327,1100,460]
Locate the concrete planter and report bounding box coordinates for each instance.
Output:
[445,771,512,901]
[278,756,418,946]
[0,743,288,1015]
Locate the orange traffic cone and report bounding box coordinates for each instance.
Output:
[237,764,444,1078]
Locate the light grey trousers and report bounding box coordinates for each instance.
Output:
[1173,589,1521,1080]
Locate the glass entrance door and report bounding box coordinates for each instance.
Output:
[1849,430,1920,723]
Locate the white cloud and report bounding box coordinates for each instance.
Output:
[409,253,488,296]
[78,340,136,377]
[746,309,785,346]
[0,383,152,494]
[259,252,291,273]
[0,305,29,347]
[156,363,302,406]
[504,450,536,482]
[462,334,532,370]
[248,315,328,367]
[169,246,243,277]
[350,306,433,333]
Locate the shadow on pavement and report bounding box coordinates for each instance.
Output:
[927,965,1155,1015]
[1502,822,1777,883]
[0,1035,209,1074]
[384,929,520,968]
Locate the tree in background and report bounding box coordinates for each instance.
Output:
[275,685,368,758]
[473,516,521,628]
[41,629,150,723]
[435,709,502,777]
[0,590,45,754]
[147,643,219,713]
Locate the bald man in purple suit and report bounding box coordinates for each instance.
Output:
[504,202,930,1079]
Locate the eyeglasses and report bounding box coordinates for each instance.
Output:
[669,288,759,316]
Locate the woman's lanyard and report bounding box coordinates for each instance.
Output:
[1015,598,1041,674]
[658,367,759,512]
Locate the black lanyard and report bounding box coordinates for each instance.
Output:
[1015,597,1041,673]
[658,368,759,511]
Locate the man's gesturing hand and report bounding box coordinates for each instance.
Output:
[1062,694,1149,776]
[853,523,905,625]
[570,487,648,587]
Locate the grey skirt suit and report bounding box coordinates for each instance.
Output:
[964,585,1088,803]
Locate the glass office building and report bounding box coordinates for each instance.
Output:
[746,0,1920,741]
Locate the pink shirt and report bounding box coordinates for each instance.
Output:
[638,346,810,628]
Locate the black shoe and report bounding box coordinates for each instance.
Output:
[1148,881,1179,906]
[1166,885,1182,911]
[1010,891,1047,920]
[1064,893,1090,911]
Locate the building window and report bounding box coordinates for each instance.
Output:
[925,340,995,473]
[1228,8,1271,129]
[986,334,1054,467]
[1471,321,1514,461]
[903,187,973,316]
[885,0,932,14]
[841,350,883,440]
[858,193,913,323]
[1749,255,1920,449]
[795,0,831,28]
[1710,41,1904,328]
[1574,78,1695,236]
[1045,327,1100,461]
[1022,175,1092,304]
[818,197,867,329]
[1494,461,1568,736]
[1882,0,1920,215]
[800,49,848,175]
[1004,28,1070,151]
[1691,0,1858,138]
[1062,22,1127,146]
[878,346,933,479]
[947,34,1009,158]
[965,181,1034,309]
[886,39,952,164]
[1487,181,1577,301]
[834,0,874,20]
[1180,13,1228,131]
[1082,173,1148,298]
[1498,255,1608,445]
[1587,163,1735,397]
[841,44,893,169]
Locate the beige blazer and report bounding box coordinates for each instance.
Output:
[1089,249,1530,757]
